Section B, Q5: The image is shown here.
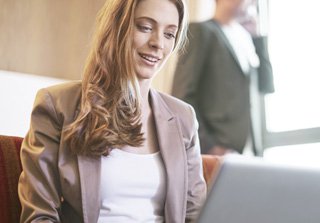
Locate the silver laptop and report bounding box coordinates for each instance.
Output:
[197,155,320,223]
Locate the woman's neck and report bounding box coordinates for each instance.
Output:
[139,80,151,122]
[139,79,152,114]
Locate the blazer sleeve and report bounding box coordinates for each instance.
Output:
[185,106,207,223]
[18,88,63,223]
[172,23,217,153]
[253,35,275,94]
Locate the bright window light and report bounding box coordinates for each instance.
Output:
[265,0,320,132]
[264,143,320,169]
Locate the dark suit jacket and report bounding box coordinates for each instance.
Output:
[18,81,206,223]
[172,19,274,154]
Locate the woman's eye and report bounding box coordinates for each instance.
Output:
[137,25,152,32]
[165,32,176,40]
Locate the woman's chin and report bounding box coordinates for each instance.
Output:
[136,70,159,80]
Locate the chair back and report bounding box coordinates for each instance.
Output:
[0,135,23,223]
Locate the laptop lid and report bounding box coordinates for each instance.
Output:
[197,155,320,223]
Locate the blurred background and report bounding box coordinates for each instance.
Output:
[1,0,320,167]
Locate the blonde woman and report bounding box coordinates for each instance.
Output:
[18,0,206,222]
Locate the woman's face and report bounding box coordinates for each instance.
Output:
[133,0,179,81]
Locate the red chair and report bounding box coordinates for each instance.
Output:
[0,135,23,223]
[0,135,221,223]
[202,154,223,189]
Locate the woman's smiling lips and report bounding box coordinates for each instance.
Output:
[139,53,161,66]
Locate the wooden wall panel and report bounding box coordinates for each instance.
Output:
[0,0,208,92]
[0,0,105,79]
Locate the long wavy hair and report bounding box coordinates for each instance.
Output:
[63,0,188,156]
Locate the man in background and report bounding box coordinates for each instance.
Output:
[172,0,274,155]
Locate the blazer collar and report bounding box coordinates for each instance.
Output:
[209,19,244,73]
[149,88,174,121]
[77,89,187,222]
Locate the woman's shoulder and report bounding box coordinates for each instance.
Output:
[34,81,82,121]
[44,80,82,97]
[153,90,199,136]
[38,81,82,101]
[152,90,196,121]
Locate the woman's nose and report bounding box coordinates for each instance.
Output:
[149,32,164,50]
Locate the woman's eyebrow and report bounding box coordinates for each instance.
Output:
[135,16,178,29]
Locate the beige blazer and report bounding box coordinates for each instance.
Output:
[18,81,206,223]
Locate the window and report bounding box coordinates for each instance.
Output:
[261,0,320,167]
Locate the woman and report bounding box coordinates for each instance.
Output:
[18,0,206,222]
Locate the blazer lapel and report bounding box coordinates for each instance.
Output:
[210,19,244,73]
[73,95,101,223]
[77,155,101,223]
[150,89,188,223]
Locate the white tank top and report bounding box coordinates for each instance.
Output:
[98,149,166,223]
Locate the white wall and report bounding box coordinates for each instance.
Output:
[0,70,67,137]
